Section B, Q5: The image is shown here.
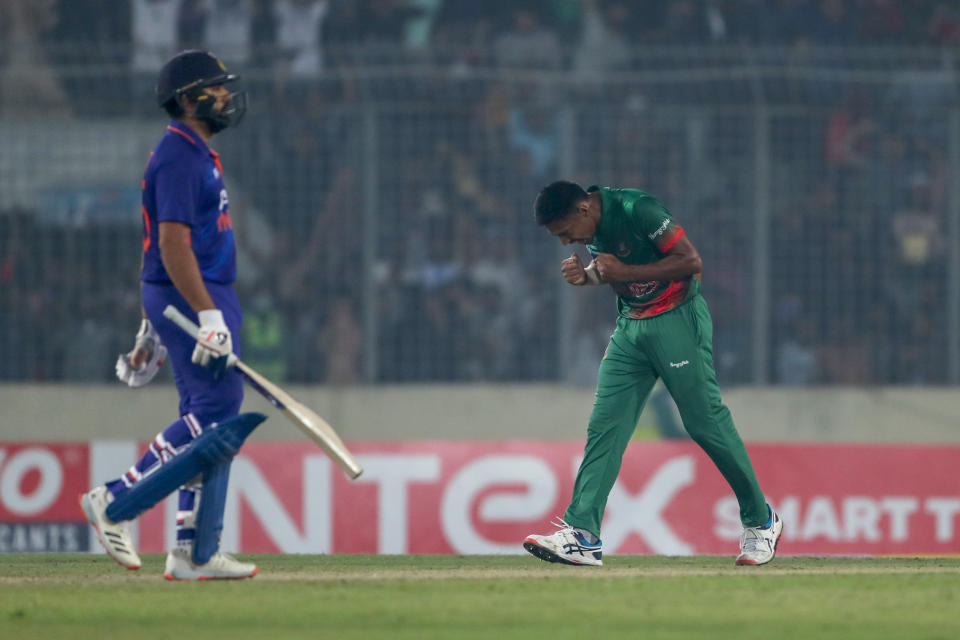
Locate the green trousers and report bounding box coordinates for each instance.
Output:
[563,295,768,538]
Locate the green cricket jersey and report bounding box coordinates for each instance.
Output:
[586,185,701,319]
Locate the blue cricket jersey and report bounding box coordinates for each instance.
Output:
[140,121,236,284]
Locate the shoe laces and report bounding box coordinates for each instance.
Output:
[547,517,576,540]
[550,517,575,532]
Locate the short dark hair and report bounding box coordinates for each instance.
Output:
[534,181,589,226]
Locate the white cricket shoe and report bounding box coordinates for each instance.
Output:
[79,486,141,570]
[736,507,783,566]
[164,547,258,581]
[523,519,603,566]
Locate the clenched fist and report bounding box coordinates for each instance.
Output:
[594,253,627,282]
[561,254,587,285]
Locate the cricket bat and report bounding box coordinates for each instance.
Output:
[162,304,363,479]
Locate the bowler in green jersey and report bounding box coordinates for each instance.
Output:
[522,181,783,566]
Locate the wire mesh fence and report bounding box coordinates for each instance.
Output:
[1,45,958,385]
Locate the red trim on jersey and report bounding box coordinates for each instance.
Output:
[141,206,151,252]
[210,149,223,174]
[644,281,688,316]
[629,280,692,319]
[659,226,685,253]
[167,125,197,146]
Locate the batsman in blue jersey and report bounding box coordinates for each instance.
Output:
[80,50,263,580]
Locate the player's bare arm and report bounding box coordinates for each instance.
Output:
[159,220,232,374]
[594,235,702,283]
[158,221,217,312]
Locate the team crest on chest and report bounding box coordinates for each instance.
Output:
[616,243,631,258]
[213,167,221,179]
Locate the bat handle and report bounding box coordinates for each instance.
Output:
[162,305,239,367]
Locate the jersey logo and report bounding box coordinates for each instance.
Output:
[670,360,690,368]
[616,243,631,258]
[217,210,233,232]
[141,205,151,252]
[213,167,221,179]
[216,189,232,232]
[648,219,670,241]
[627,281,658,297]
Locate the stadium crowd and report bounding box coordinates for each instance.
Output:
[6,1,960,71]
[0,0,957,386]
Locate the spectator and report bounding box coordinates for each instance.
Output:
[0,209,34,379]
[866,130,912,213]
[493,6,562,70]
[927,2,960,47]
[724,0,767,44]
[324,0,424,66]
[0,0,71,118]
[883,170,946,382]
[239,285,288,382]
[573,0,633,79]
[318,296,363,385]
[53,0,131,64]
[50,1,131,113]
[130,0,184,74]
[273,0,330,78]
[804,0,857,46]
[825,88,876,172]
[857,0,908,44]
[506,101,559,180]
[404,0,444,49]
[430,0,501,68]
[358,0,422,45]
[655,0,714,44]
[881,62,957,144]
[198,0,258,66]
[888,171,943,279]
[825,87,876,213]
[774,305,820,385]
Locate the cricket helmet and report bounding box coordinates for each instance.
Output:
[156,50,247,132]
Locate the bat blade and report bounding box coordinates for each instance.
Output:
[162,304,363,479]
[234,361,363,479]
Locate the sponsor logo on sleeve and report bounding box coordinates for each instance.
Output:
[648,219,670,241]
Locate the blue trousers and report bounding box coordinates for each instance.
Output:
[142,280,244,424]
[106,281,244,547]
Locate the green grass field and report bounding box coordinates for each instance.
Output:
[2,554,958,639]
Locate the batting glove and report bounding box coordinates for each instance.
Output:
[192,309,233,378]
[116,319,167,387]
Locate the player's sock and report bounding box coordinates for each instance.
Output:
[106,413,205,497]
[176,487,199,551]
[574,528,600,545]
[758,504,773,530]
